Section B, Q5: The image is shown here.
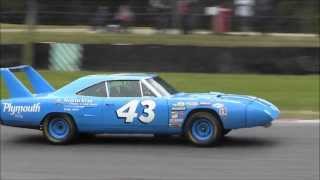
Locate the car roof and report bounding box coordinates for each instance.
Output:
[82,73,158,82]
[53,73,158,95]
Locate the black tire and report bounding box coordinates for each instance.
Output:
[184,112,223,146]
[223,129,232,136]
[43,114,78,144]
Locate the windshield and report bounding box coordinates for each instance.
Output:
[146,77,178,96]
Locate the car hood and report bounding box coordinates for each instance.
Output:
[172,92,258,105]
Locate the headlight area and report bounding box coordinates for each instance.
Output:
[246,99,280,128]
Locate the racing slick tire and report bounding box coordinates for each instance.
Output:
[184,112,223,146]
[43,114,78,144]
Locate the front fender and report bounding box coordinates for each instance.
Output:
[184,102,247,129]
[168,99,247,131]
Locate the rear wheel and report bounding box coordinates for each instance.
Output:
[184,112,223,146]
[43,115,77,144]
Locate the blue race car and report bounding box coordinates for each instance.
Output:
[0,66,280,146]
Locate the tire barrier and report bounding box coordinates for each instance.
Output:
[48,43,82,71]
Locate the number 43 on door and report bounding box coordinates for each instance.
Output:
[116,100,156,124]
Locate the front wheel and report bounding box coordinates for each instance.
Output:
[184,112,223,146]
[43,115,77,144]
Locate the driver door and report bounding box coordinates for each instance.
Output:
[103,80,169,133]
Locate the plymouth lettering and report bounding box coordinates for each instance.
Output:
[2,103,41,115]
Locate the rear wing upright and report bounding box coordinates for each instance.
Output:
[0,65,55,98]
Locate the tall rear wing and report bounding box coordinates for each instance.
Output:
[0,65,55,98]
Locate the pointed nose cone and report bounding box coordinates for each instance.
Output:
[246,98,280,127]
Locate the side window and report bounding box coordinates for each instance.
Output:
[142,83,156,97]
[77,82,107,97]
[108,80,141,97]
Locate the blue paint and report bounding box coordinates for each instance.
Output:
[246,98,280,127]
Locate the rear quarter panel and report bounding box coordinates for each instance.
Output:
[0,95,101,131]
[0,97,59,128]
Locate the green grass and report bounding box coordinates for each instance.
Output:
[1,24,319,47]
[1,71,319,119]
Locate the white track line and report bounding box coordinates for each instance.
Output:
[275,120,320,124]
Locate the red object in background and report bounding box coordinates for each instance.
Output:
[178,0,190,15]
[213,7,232,33]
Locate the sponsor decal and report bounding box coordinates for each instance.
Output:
[14,113,24,119]
[186,101,199,107]
[213,103,228,117]
[64,107,80,112]
[175,102,185,106]
[58,98,96,106]
[199,102,212,106]
[171,106,186,111]
[219,107,228,116]
[212,103,224,109]
[171,111,179,119]
[172,102,186,111]
[2,103,41,115]
[169,111,184,128]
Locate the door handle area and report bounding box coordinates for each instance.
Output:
[105,103,114,106]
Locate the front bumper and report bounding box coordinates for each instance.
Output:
[246,98,280,127]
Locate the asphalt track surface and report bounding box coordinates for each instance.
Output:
[1,121,319,180]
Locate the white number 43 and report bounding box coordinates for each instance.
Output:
[116,100,156,124]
